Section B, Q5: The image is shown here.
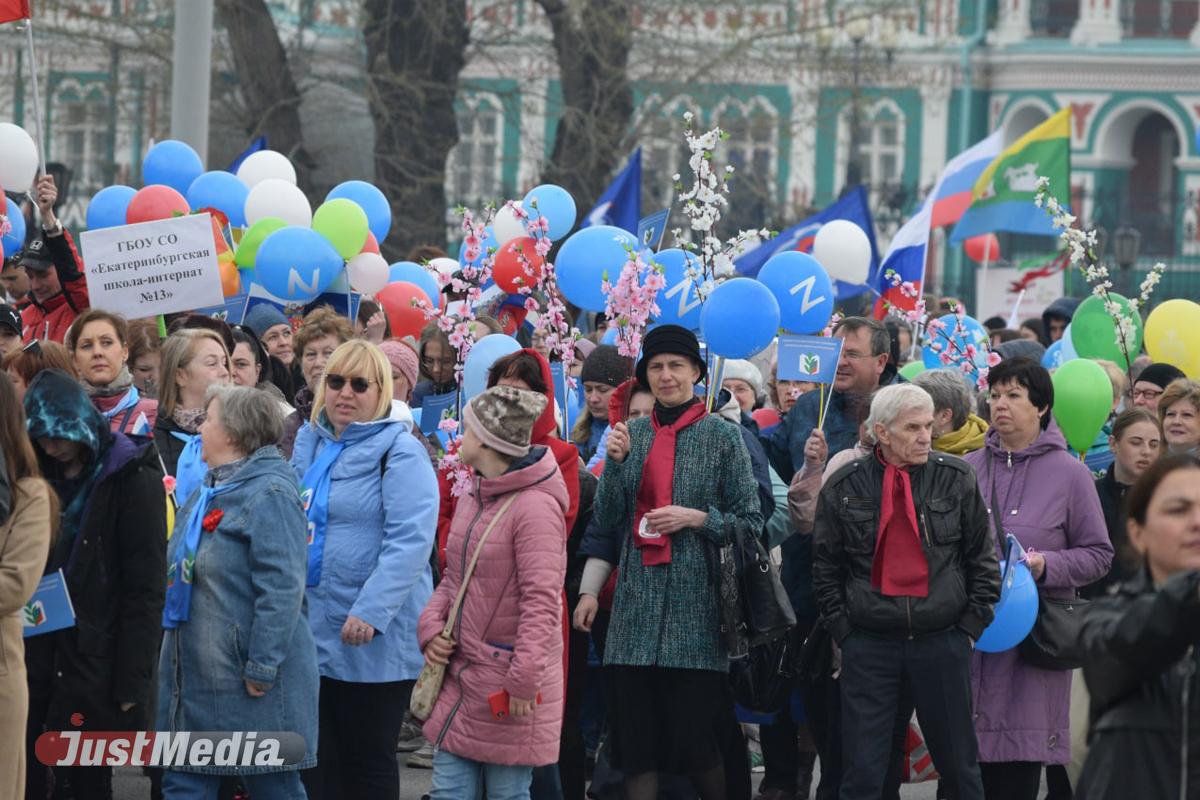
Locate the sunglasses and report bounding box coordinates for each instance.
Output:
[325,373,374,394]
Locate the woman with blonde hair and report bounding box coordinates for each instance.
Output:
[153,328,231,507]
[290,339,438,798]
[1157,378,1200,455]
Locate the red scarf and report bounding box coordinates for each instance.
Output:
[633,401,708,565]
[871,454,930,597]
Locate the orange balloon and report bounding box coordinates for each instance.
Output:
[376,281,432,339]
[219,259,241,297]
[492,237,545,293]
[126,184,189,224]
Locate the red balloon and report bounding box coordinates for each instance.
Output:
[126,184,189,225]
[492,237,545,294]
[361,231,380,255]
[964,234,1001,263]
[376,281,432,339]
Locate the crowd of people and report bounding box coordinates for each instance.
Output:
[0,180,1198,800]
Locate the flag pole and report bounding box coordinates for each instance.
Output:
[23,18,48,175]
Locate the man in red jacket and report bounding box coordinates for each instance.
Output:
[20,175,89,343]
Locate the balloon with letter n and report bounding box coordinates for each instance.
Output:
[756,251,834,335]
[254,227,344,303]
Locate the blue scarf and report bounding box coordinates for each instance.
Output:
[100,386,140,420]
[163,477,246,628]
[170,431,206,508]
[300,438,347,587]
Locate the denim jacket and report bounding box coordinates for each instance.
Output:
[156,446,318,774]
[291,411,439,683]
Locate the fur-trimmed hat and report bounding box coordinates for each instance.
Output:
[463,385,547,458]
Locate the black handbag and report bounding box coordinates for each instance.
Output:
[709,518,797,656]
[1018,595,1090,670]
[731,630,799,714]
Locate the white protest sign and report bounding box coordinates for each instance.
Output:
[82,214,224,319]
[975,265,1064,324]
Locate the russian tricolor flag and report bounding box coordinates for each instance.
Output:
[875,198,932,315]
[929,130,1004,229]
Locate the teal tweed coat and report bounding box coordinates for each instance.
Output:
[595,413,762,672]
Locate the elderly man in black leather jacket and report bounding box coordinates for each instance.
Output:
[814,383,999,800]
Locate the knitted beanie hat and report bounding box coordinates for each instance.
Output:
[379,339,420,391]
[463,385,548,458]
[580,344,632,387]
[1136,362,1187,391]
[244,303,290,339]
[721,359,765,404]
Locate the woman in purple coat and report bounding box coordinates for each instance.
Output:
[964,358,1113,800]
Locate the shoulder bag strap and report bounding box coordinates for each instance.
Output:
[439,491,521,640]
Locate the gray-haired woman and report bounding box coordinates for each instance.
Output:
[158,384,318,798]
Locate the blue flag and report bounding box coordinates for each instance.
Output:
[23,570,76,638]
[734,187,880,300]
[229,135,267,174]
[584,148,642,234]
[776,334,843,384]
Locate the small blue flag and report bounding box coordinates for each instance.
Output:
[419,390,458,436]
[637,208,671,253]
[23,569,76,638]
[776,334,844,384]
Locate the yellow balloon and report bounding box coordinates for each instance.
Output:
[1144,299,1200,378]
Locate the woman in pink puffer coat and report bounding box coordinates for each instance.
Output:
[419,385,568,799]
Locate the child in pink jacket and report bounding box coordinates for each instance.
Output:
[419,385,568,799]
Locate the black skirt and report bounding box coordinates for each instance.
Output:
[605,664,737,776]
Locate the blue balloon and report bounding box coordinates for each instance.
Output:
[327,181,391,244]
[1042,340,1064,369]
[601,327,619,346]
[143,139,204,195]
[388,261,440,309]
[522,184,577,241]
[2,197,26,258]
[922,313,990,370]
[701,279,780,359]
[557,225,638,312]
[757,251,835,335]
[1060,323,1078,362]
[86,185,137,231]
[186,170,250,227]
[652,249,704,331]
[975,560,1039,653]
[254,227,344,302]
[462,334,522,401]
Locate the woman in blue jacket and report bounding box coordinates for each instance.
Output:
[158,384,318,798]
[291,339,439,799]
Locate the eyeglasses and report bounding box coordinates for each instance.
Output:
[422,356,456,369]
[840,350,879,361]
[1132,388,1163,401]
[325,373,374,394]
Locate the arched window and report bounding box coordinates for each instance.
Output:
[840,98,906,211]
[446,93,504,206]
[52,80,110,195]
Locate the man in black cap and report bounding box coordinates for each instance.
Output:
[18,174,89,344]
[1130,362,1187,414]
[0,303,21,357]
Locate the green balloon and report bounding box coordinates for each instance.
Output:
[1051,358,1113,453]
[235,217,287,268]
[313,198,370,260]
[899,361,926,380]
[1069,293,1143,369]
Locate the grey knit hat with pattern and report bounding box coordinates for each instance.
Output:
[463,385,548,457]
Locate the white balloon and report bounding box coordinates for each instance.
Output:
[0,123,39,193]
[244,178,312,227]
[493,201,527,245]
[812,220,871,285]
[347,252,390,295]
[236,150,297,188]
[428,257,460,279]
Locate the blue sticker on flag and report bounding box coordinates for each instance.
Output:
[776,335,843,384]
[637,208,671,253]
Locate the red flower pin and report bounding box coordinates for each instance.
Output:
[202,509,224,533]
